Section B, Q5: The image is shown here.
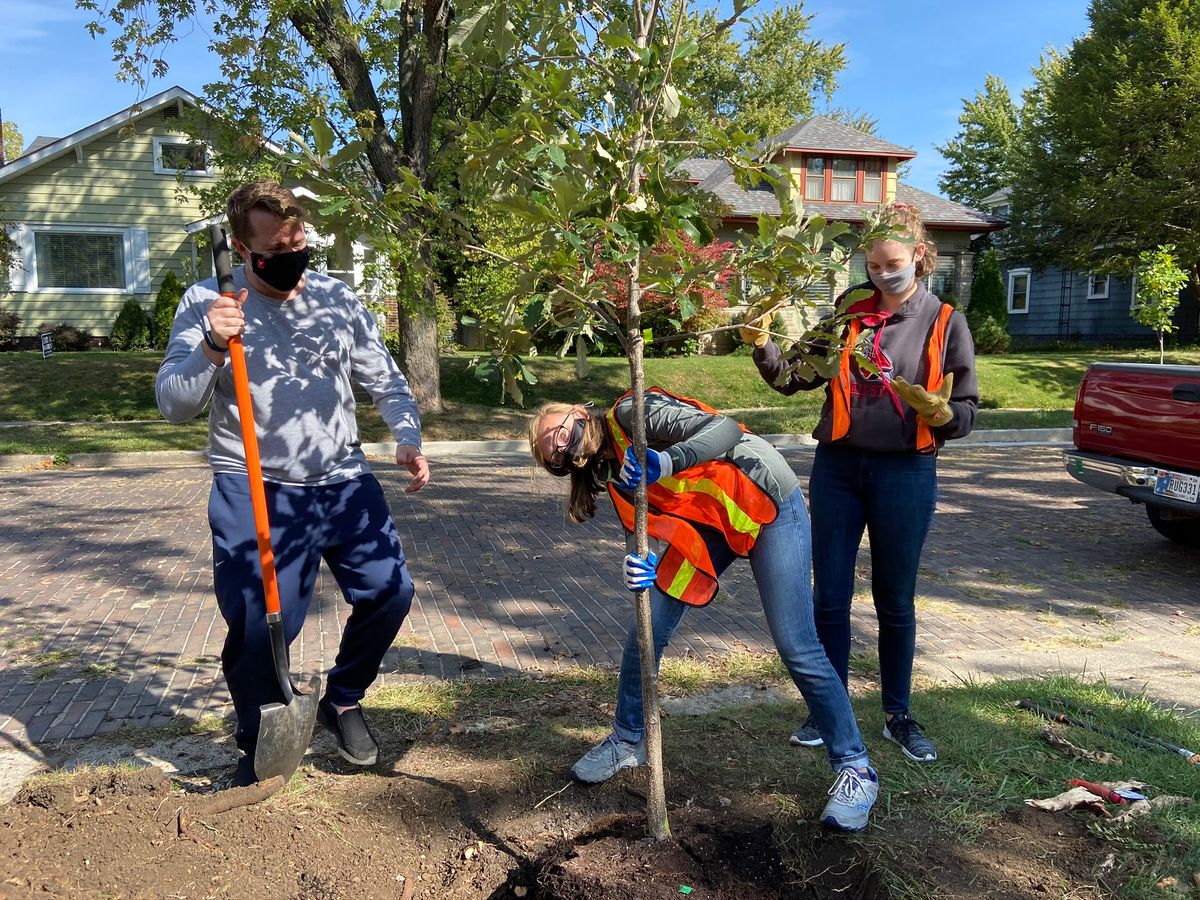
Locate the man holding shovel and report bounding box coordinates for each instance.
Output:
[157,180,428,786]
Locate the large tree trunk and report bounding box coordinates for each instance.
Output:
[291,0,448,413]
[397,262,445,414]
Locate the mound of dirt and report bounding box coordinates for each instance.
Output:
[512,810,796,900]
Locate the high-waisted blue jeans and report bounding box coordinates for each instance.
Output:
[611,488,870,773]
[808,443,938,717]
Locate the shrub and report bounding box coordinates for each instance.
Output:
[967,248,1007,332]
[36,322,93,352]
[151,270,186,350]
[972,315,1011,355]
[0,304,20,349]
[109,298,152,350]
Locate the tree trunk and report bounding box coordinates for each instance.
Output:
[291,0,448,413]
[627,238,670,843]
[396,265,445,414]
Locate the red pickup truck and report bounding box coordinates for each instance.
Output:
[1063,362,1200,547]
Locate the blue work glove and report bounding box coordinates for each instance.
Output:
[623,551,659,592]
[617,446,674,490]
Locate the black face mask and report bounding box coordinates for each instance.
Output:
[249,247,310,292]
[546,416,587,477]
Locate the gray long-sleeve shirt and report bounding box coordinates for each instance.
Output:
[156,268,421,485]
[753,285,977,453]
[613,391,800,506]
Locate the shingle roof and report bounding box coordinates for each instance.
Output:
[21,136,60,156]
[757,116,915,158]
[688,162,1004,231]
[677,158,725,182]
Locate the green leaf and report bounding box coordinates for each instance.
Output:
[311,117,334,159]
[661,84,681,119]
[319,197,351,216]
[450,5,492,49]
[547,144,566,169]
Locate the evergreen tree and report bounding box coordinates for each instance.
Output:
[151,270,186,351]
[109,298,151,351]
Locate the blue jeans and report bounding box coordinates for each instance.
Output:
[611,489,870,773]
[209,473,414,755]
[808,443,937,717]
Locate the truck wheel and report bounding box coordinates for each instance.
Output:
[1146,504,1200,548]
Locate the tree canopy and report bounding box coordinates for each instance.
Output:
[1006,0,1200,281]
[936,74,1019,207]
[1,120,23,165]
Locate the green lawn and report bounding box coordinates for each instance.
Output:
[1,347,1197,455]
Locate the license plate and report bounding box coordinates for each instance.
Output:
[1154,468,1200,503]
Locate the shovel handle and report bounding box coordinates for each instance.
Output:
[210,224,282,619]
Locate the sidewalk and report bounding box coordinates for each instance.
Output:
[0,441,1196,759]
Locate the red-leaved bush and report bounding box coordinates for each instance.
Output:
[593,234,738,354]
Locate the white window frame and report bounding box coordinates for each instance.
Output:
[152,135,213,176]
[1129,273,1140,311]
[1086,272,1110,300]
[10,223,151,294]
[1007,268,1031,315]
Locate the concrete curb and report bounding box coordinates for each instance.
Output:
[0,428,1074,472]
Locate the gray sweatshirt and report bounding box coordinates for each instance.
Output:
[614,391,800,506]
[753,284,977,453]
[156,268,421,485]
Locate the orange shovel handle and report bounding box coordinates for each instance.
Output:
[225,323,282,618]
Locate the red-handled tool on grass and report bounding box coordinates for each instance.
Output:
[210,224,319,783]
[1066,779,1146,805]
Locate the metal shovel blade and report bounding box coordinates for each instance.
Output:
[254,674,321,783]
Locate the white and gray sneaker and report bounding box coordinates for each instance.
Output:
[571,732,646,784]
[820,766,879,832]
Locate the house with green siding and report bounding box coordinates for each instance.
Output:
[0,86,228,340]
[0,86,371,342]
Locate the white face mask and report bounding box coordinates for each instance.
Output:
[869,262,916,296]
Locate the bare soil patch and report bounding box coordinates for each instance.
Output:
[0,744,1122,900]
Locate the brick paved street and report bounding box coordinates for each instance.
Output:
[1,445,1197,751]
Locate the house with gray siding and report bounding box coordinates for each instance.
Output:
[979,189,1199,345]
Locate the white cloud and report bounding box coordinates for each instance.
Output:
[0,2,81,54]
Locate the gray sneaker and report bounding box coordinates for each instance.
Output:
[789,717,825,747]
[571,733,646,784]
[883,713,937,762]
[820,766,878,832]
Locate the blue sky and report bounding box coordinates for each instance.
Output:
[2,1,1091,199]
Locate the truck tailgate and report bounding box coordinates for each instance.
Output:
[1074,363,1200,472]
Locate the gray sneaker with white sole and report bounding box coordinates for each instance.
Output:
[571,733,646,783]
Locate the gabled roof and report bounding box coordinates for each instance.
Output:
[758,116,916,159]
[0,86,205,184]
[0,86,283,185]
[683,116,1003,232]
[690,160,1005,232]
[21,136,60,157]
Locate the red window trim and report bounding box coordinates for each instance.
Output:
[800,154,888,204]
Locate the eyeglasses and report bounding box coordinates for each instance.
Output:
[547,410,578,468]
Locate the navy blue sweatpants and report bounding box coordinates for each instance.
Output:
[208,472,414,755]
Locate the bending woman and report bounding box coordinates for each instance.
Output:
[743,203,978,762]
[528,388,878,832]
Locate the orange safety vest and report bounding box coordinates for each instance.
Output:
[605,388,777,607]
[830,298,954,453]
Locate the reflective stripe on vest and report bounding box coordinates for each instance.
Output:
[830,301,954,452]
[606,387,777,606]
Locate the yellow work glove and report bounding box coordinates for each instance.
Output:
[892,372,955,427]
[738,303,775,348]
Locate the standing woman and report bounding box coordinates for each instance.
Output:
[528,389,878,832]
[743,203,977,762]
